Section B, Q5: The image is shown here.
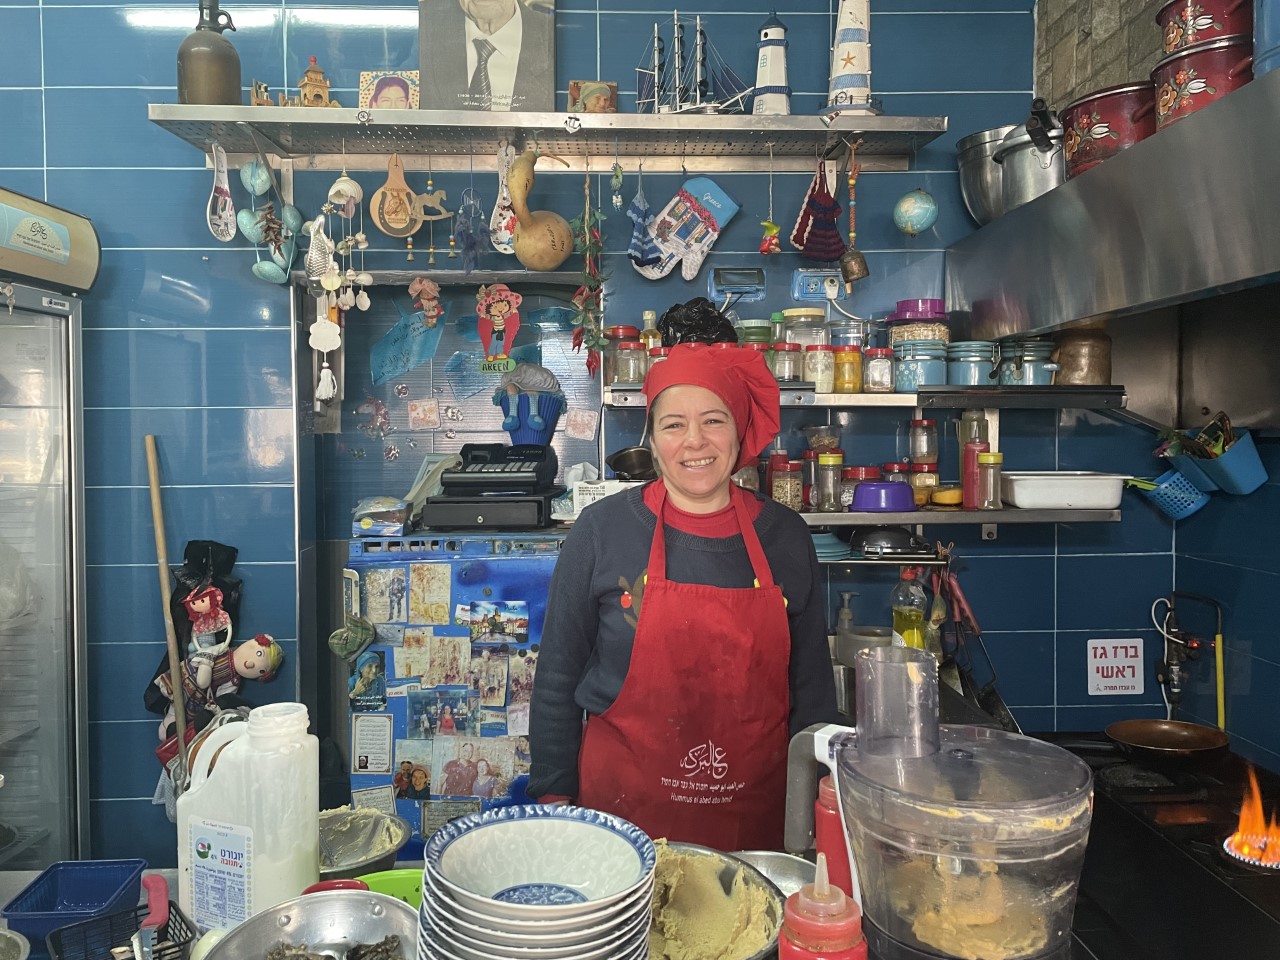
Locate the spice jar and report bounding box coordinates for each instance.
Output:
[743,341,771,364]
[840,466,881,509]
[772,342,802,382]
[603,324,641,385]
[614,341,647,384]
[909,462,940,506]
[801,449,820,511]
[816,453,845,513]
[834,348,863,394]
[647,346,671,373]
[977,452,1004,510]
[863,347,894,393]
[909,419,938,464]
[772,461,803,512]
[881,462,910,483]
[804,345,836,392]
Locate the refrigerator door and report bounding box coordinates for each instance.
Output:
[0,285,86,865]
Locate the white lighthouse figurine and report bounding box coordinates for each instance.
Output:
[753,12,790,116]
[826,0,874,116]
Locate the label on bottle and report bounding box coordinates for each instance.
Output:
[189,817,253,929]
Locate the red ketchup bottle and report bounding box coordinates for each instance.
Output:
[814,775,854,898]
[778,853,868,960]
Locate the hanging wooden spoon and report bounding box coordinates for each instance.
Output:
[369,153,421,238]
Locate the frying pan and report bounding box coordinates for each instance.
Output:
[1105,718,1229,766]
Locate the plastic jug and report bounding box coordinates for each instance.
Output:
[177,702,319,931]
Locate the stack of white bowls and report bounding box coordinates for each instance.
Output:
[419,805,657,960]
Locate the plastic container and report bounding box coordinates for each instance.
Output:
[850,481,916,513]
[977,451,1004,510]
[47,897,196,960]
[1198,430,1269,495]
[1,860,145,946]
[782,308,830,348]
[863,348,894,393]
[891,568,928,649]
[962,439,991,510]
[908,463,939,506]
[801,450,820,511]
[958,411,990,486]
[817,453,845,513]
[840,466,880,509]
[777,852,866,960]
[881,462,910,484]
[1144,468,1212,519]
[647,346,670,372]
[1000,471,1128,509]
[773,461,803,512]
[638,310,662,352]
[829,319,869,349]
[804,344,836,393]
[909,419,938,464]
[614,341,647,384]
[177,702,320,930]
[602,324,641,386]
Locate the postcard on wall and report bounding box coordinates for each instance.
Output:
[418,0,556,112]
[364,567,408,623]
[423,799,481,837]
[424,634,471,687]
[506,701,530,737]
[470,648,509,707]
[407,685,474,739]
[478,708,507,737]
[387,679,420,698]
[431,734,517,800]
[351,784,398,817]
[351,712,394,775]
[359,70,420,109]
[409,563,452,625]
[349,649,388,712]
[470,600,528,644]
[396,628,433,679]
[395,739,434,799]
[508,648,537,704]
[375,623,405,647]
[408,398,441,430]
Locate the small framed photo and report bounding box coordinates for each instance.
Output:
[359,71,420,109]
[567,80,617,114]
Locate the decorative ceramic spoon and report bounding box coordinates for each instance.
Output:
[207,142,236,242]
[489,142,518,254]
[369,154,421,238]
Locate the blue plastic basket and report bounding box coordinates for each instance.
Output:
[1199,430,1268,495]
[1,859,145,947]
[1168,452,1219,492]
[1143,469,1211,520]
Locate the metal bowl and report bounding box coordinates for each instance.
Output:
[0,929,30,960]
[606,445,657,481]
[320,809,412,880]
[956,124,1016,225]
[658,842,785,960]
[730,851,816,899]
[204,890,416,960]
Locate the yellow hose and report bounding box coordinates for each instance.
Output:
[1215,631,1225,730]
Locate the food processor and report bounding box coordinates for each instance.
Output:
[785,647,1093,960]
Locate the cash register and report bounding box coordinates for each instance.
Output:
[420,443,563,529]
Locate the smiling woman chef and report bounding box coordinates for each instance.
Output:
[529,343,837,850]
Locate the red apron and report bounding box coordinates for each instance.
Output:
[577,482,792,850]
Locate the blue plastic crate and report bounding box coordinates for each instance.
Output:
[1,860,145,947]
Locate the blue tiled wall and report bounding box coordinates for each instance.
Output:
[1174,437,1280,771]
[6,0,1201,864]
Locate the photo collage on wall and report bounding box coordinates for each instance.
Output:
[346,557,544,839]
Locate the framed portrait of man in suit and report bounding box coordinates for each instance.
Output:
[418,0,556,112]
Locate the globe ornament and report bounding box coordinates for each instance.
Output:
[893,188,939,237]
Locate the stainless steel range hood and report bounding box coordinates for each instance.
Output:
[945,68,1280,341]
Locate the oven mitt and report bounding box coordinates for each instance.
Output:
[634,177,739,282]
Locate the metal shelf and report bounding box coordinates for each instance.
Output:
[147,104,948,172]
[605,386,1127,410]
[802,509,1120,526]
[816,555,951,566]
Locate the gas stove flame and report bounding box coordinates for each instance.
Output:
[1224,766,1280,869]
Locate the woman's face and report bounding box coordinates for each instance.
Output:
[650,384,739,513]
[476,760,490,775]
[584,92,610,113]
[411,769,428,789]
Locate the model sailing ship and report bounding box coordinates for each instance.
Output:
[636,11,753,114]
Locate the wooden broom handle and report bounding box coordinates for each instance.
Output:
[145,435,190,787]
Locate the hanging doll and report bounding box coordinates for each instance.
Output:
[182,584,233,691]
[153,633,285,739]
[476,284,523,361]
[408,276,443,327]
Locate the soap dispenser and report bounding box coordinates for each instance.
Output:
[835,591,859,648]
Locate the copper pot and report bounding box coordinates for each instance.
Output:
[1061,83,1156,179]
[1156,0,1252,55]
[1053,328,1112,385]
[1151,34,1253,129]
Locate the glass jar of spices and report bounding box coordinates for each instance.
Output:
[909,419,939,464]
[840,465,881,509]
[977,452,1004,510]
[863,347,895,393]
[834,348,863,394]
[603,324,641,386]
[772,342,802,382]
[614,341,647,384]
[804,344,836,392]
[816,454,845,512]
[772,461,803,512]
[882,462,910,483]
[647,346,670,373]
[909,463,940,506]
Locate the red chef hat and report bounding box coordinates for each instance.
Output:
[643,344,781,470]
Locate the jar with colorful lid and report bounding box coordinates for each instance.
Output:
[647,346,671,372]
[773,342,802,382]
[743,341,770,360]
[863,348,895,393]
[909,463,940,506]
[737,317,774,345]
[830,318,869,349]
[603,324,641,385]
[816,453,845,513]
[977,452,1004,510]
[804,344,836,392]
[772,461,803,512]
[893,339,948,392]
[834,348,863,394]
[881,462,910,483]
[840,466,881,508]
[909,419,938,464]
[614,341,648,384]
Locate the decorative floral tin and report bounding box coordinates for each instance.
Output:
[1156,0,1252,54]
[1151,34,1254,129]
[1061,83,1157,178]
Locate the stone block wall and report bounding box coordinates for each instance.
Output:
[1035,0,1167,109]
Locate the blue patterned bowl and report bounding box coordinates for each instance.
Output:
[423,805,656,920]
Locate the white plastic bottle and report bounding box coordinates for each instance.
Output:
[177,702,319,932]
